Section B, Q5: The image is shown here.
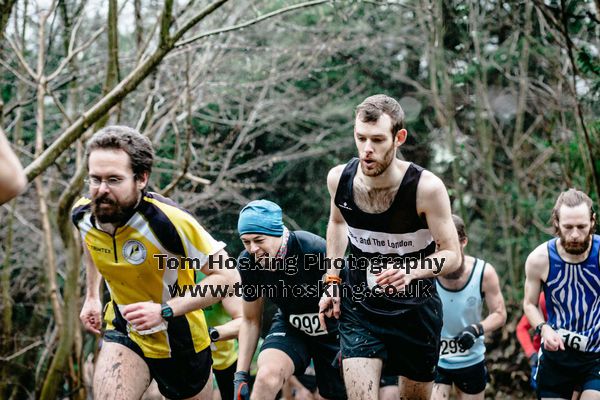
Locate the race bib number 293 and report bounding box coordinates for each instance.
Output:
[289,313,327,336]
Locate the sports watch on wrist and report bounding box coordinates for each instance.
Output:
[160,303,174,322]
[209,327,220,342]
[534,322,546,336]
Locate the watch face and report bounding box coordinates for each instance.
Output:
[161,305,174,319]
[210,328,219,341]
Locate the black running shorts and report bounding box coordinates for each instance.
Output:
[339,295,442,382]
[260,311,347,400]
[103,329,212,399]
[536,347,600,398]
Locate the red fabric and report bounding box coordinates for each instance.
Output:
[516,293,547,358]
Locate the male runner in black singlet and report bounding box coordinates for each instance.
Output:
[319,94,461,400]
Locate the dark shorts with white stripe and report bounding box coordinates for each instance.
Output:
[339,295,442,382]
[536,347,600,399]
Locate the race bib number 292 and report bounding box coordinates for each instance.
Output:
[289,313,327,336]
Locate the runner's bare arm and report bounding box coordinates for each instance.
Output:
[523,244,548,329]
[319,165,347,326]
[325,165,348,274]
[236,298,265,372]
[480,264,507,333]
[0,128,26,205]
[80,245,103,334]
[416,172,460,278]
[211,288,244,341]
[524,244,564,351]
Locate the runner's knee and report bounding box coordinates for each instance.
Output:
[254,365,288,391]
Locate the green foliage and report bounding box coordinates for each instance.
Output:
[577,47,600,76]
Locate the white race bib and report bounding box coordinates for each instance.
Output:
[288,313,327,336]
[117,303,168,336]
[439,337,469,359]
[556,328,589,352]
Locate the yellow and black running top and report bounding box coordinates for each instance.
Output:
[72,192,225,359]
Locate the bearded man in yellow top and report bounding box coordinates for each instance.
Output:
[72,126,239,400]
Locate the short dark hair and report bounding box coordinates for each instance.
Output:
[355,94,405,137]
[86,125,154,179]
[452,214,467,242]
[551,188,595,234]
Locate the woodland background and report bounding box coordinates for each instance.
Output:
[0,0,599,398]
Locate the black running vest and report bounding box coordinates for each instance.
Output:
[334,158,438,315]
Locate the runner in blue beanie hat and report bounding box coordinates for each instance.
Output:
[238,199,284,237]
[234,200,347,400]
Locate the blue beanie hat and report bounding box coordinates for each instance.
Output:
[238,200,284,237]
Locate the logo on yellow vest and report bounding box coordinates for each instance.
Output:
[122,240,147,265]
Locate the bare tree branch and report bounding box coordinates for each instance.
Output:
[24,0,230,182]
[176,0,329,48]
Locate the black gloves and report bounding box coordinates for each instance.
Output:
[456,323,483,351]
[233,371,250,400]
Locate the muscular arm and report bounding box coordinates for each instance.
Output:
[480,264,507,334]
[0,128,27,205]
[318,165,347,326]
[524,244,564,351]
[236,298,264,372]
[416,172,461,278]
[325,165,348,276]
[523,244,548,330]
[212,290,243,341]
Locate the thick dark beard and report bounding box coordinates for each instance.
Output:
[361,145,395,177]
[560,231,593,255]
[92,196,137,224]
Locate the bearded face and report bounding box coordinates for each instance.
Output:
[92,191,138,224]
[88,149,145,225]
[354,114,401,177]
[360,143,396,177]
[558,225,594,255]
[555,204,595,256]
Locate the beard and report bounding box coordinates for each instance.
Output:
[360,145,396,177]
[559,229,593,255]
[92,194,137,224]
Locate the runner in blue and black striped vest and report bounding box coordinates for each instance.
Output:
[524,188,600,399]
[318,94,461,400]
